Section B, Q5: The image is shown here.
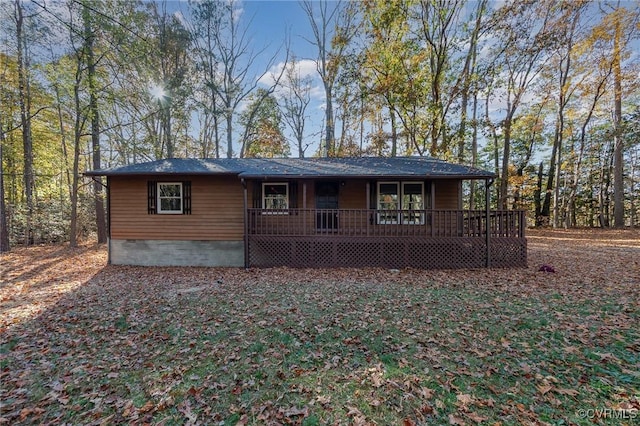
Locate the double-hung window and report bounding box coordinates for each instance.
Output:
[377,181,425,224]
[147,181,191,215]
[262,182,289,213]
[158,182,183,214]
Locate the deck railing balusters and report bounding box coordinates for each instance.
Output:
[247,208,526,239]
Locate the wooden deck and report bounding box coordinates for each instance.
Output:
[246,209,527,269]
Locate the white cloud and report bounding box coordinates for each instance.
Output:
[232,7,244,23]
[259,59,316,85]
[258,58,324,101]
[174,10,188,28]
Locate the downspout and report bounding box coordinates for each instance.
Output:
[485,178,494,268]
[242,178,248,269]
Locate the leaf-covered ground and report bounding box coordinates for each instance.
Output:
[1,229,639,425]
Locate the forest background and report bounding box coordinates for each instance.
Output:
[1,0,639,251]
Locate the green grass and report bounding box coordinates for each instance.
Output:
[1,269,638,425]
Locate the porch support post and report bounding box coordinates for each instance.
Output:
[485,178,494,268]
[303,182,307,235]
[242,178,249,269]
[366,181,370,236]
[303,181,307,208]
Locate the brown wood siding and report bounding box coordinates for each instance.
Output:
[434,180,461,209]
[110,175,244,241]
[249,178,462,210]
[339,180,367,209]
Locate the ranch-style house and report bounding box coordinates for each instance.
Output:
[86,157,527,269]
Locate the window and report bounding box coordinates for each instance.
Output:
[262,182,289,213]
[402,182,425,224]
[147,181,191,215]
[158,183,183,214]
[377,181,425,224]
[377,182,399,224]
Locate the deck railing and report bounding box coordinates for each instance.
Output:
[247,209,525,239]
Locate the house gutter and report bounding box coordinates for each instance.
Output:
[485,178,494,268]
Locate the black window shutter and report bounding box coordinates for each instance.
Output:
[289,181,298,208]
[369,180,376,209]
[425,180,431,209]
[148,181,157,214]
[183,181,192,214]
[252,181,262,208]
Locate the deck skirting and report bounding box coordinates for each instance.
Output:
[248,236,527,269]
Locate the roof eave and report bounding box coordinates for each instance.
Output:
[83,170,240,177]
[237,173,495,180]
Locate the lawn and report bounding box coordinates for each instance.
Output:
[1,229,639,425]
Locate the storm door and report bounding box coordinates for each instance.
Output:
[315,181,339,231]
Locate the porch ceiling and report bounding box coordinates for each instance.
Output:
[86,157,495,180]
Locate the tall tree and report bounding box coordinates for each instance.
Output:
[278,56,313,158]
[301,0,358,157]
[414,0,464,156]
[360,0,413,157]
[200,0,283,158]
[81,1,106,243]
[610,3,627,227]
[486,0,555,209]
[538,2,587,227]
[148,1,191,158]
[455,0,488,164]
[240,88,290,158]
[191,0,223,158]
[14,0,34,245]
[0,129,9,252]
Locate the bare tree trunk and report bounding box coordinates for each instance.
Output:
[83,3,107,243]
[612,14,624,228]
[389,107,397,157]
[15,0,34,245]
[541,119,559,226]
[534,162,544,226]
[469,92,479,210]
[565,73,609,228]
[0,133,10,252]
[226,113,233,158]
[457,0,486,164]
[301,0,357,158]
[325,84,334,156]
[499,116,512,210]
[599,149,613,227]
[70,64,83,248]
[630,155,636,228]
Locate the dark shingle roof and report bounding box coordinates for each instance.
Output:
[85,157,494,179]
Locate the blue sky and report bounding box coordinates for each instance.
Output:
[169,0,328,155]
[165,0,640,158]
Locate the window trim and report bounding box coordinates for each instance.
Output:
[262,182,289,215]
[157,182,184,214]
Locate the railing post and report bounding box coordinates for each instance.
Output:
[485,178,493,268]
[366,182,370,236]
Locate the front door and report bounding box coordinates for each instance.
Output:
[316,182,339,231]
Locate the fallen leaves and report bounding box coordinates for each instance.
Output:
[1,229,639,424]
